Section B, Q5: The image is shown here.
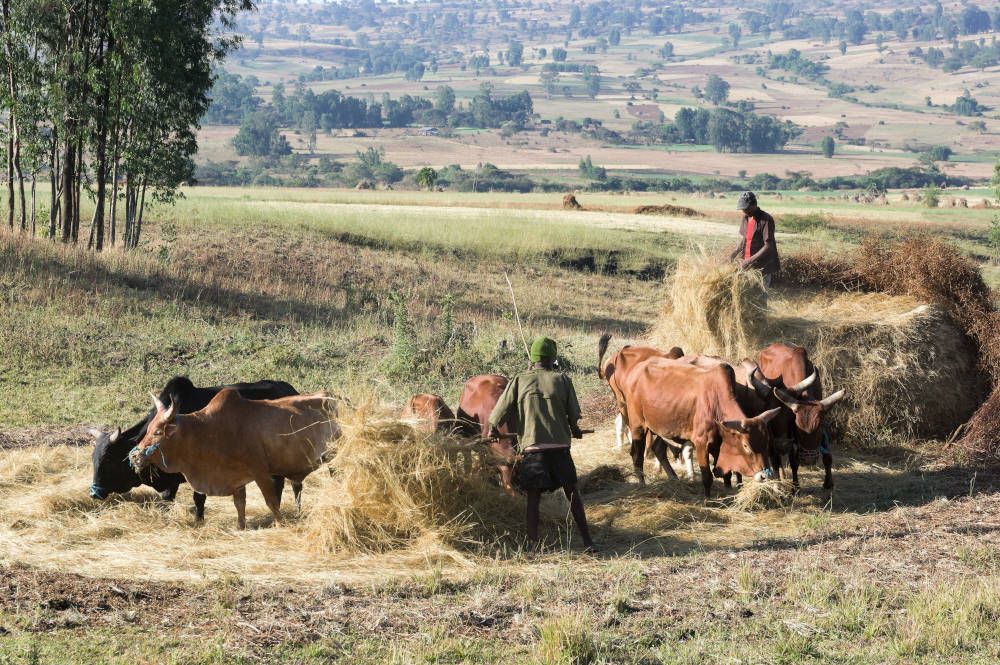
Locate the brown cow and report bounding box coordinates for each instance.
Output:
[756,343,845,489]
[130,389,340,529]
[455,374,517,494]
[402,393,457,434]
[597,333,684,461]
[618,358,781,497]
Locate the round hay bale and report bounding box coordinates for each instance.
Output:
[651,257,980,447]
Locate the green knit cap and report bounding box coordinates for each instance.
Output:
[530,336,557,363]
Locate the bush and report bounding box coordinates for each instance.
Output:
[781,213,830,234]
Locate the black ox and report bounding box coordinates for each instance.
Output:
[89,376,299,519]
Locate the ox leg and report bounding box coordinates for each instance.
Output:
[788,447,801,490]
[193,493,207,521]
[233,486,247,530]
[650,437,678,480]
[822,453,834,490]
[255,474,283,527]
[292,481,304,512]
[629,434,646,487]
[697,444,713,498]
[271,476,286,508]
[682,444,695,481]
[771,448,785,481]
[614,413,626,450]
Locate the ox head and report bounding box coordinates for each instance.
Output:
[480,436,519,496]
[773,387,846,457]
[716,407,782,481]
[88,426,137,499]
[129,394,178,473]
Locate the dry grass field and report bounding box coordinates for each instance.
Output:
[2,185,1000,662]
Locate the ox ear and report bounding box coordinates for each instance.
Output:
[756,407,783,424]
[820,389,846,409]
[774,388,801,413]
[719,419,747,433]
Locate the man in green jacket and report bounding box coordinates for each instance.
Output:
[488,336,595,551]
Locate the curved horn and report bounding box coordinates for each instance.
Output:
[744,362,772,398]
[150,392,166,413]
[788,371,817,394]
[819,389,846,409]
[773,388,801,413]
[162,403,176,423]
[757,407,783,424]
[109,427,121,444]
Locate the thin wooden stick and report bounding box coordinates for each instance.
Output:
[504,271,531,360]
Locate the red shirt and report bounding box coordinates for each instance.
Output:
[744,217,756,261]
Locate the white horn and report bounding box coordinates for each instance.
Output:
[788,371,817,393]
[150,392,166,412]
[744,362,772,398]
[820,389,846,409]
[774,388,801,413]
[757,407,783,424]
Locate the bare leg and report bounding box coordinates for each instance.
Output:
[292,481,304,512]
[233,486,247,530]
[255,474,282,526]
[723,472,733,489]
[563,485,594,548]
[526,488,542,547]
[193,493,206,521]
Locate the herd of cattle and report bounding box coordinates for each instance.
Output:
[85,337,844,529]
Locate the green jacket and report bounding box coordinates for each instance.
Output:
[488,368,582,446]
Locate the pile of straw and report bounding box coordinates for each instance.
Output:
[302,412,533,554]
[657,252,767,360]
[651,249,980,448]
[729,480,795,512]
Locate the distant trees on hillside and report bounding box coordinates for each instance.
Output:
[704,75,730,105]
[674,107,800,153]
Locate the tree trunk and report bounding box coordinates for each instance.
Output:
[60,137,74,242]
[109,158,119,247]
[29,173,35,236]
[133,178,147,249]
[49,133,58,239]
[5,134,12,230]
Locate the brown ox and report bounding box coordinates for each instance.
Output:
[756,343,845,489]
[597,333,684,464]
[618,358,780,497]
[455,374,517,494]
[130,389,340,529]
[402,393,457,434]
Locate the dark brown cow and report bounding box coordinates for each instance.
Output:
[130,389,340,529]
[756,343,845,489]
[597,333,684,458]
[402,393,458,434]
[455,374,516,494]
[618,358,780,497]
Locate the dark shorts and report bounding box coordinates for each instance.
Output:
[517,448,578,492]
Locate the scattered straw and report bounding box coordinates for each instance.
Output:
[728,480,795,512]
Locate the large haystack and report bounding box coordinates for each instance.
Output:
[302,412,555,554]
[651,255,980,447]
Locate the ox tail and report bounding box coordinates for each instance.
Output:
[597,332,612,380]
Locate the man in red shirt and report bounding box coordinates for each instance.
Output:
[730,191,779,293]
